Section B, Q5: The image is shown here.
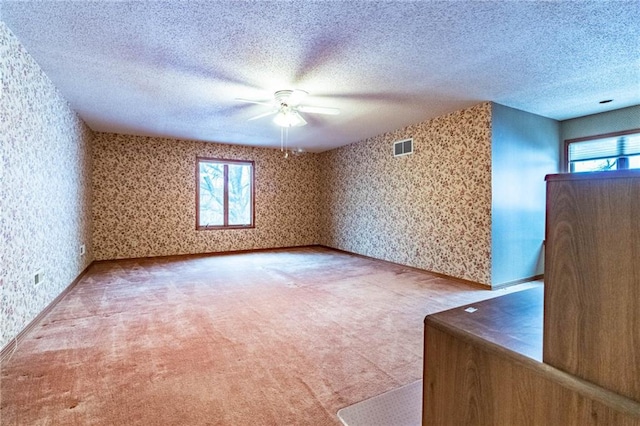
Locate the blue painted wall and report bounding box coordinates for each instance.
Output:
[491,103,560,286]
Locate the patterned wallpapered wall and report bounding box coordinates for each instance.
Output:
[2,12,493,349]
[92,133,321,260]
[319,103,493,285]
[1,22,94,349]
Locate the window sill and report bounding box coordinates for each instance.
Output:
[196,225,255,231]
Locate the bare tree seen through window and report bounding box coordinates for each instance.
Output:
[227,164,251,225]
[197,159,253,228]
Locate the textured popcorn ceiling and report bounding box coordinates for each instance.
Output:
[1,1,638,152]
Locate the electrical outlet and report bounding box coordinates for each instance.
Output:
[80,244,86,256]
[34,270,44,285]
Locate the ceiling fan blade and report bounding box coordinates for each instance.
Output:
[248,110,277,121]
[295,112,307,127]
[287,90,309,106]
[235,97,273,106]
[297,105,340,115]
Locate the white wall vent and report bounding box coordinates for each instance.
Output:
[393,138,413,157]
[34,270,44,285]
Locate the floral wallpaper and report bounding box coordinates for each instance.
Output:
[319,103,493,285]
[92,133,321,260]
[2,14,494,350]
[0,22,93,350]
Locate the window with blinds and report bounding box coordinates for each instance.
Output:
[566,130,640,173]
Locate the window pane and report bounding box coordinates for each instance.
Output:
[568,133,640,173]
[571,158,618,173]
[629,155,640,170]
[569,138,619,162]
[228,164,252,225]
[569,135,640,162]
[199,162,224,226]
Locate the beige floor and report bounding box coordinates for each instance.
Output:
[1,246,538,425]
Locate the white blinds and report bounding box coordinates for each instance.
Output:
[569,134,640,162]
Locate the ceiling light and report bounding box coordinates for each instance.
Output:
[273,109,307,127]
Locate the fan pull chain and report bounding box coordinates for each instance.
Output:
[280,127,284,152]
[284,127,289,158]
[280,126,291,158]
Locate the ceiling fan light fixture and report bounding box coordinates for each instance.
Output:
[240,88,337,127]
[273,109,307,127]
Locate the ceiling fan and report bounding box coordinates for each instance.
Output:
[236,89,340,127]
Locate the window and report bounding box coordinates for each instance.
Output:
[566,129,640,173]
[196,158,254,229]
